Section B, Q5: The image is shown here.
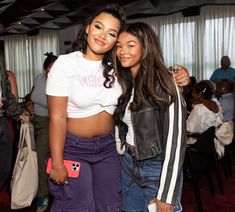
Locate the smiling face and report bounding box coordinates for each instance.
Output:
[116,32,143,77]
[85,12,121,60]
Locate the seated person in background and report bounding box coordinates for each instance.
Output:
[186,80,223,144]
[210,56,235,81]
[214,79,234,158]
[204,79,216,94]
[216,79,234,121]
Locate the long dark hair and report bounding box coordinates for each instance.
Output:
[68,4,126,88]
[113,22,178,122]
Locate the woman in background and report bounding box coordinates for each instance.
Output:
[31,52,57,212]
[46,5,126,211]
[186,80,223,144]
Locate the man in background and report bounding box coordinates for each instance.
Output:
[210,56,235,81]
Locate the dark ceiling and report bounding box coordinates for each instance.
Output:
[0,0,234,35]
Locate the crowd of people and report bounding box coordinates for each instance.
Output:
[0,3,234,212]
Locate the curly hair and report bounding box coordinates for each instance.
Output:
[68,4,126,88]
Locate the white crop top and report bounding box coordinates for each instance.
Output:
[46,51,122,118]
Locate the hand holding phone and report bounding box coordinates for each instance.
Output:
[46,158,81,178]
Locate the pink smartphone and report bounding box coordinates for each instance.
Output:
[46,158,81,178]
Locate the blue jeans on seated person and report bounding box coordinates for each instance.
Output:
[121,150,183,212]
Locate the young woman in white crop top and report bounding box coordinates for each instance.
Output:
[46,5,190,212]
[46,5,126,211]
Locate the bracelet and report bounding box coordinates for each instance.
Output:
[52,164,65,169]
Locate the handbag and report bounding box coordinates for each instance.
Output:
[10,122,38,209]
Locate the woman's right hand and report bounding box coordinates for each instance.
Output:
[149,198,174,212]
[49,166,68,184]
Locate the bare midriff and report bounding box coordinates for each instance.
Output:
[67,111,114,138]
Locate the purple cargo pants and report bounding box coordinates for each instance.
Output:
[49,131,122,212]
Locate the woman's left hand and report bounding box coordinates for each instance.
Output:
[173,65,190,87]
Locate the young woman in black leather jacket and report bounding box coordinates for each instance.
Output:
[114,22,187,212]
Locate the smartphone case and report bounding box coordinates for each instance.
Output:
[46,158,80,178]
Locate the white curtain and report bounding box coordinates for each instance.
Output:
[139,5,235,81]
[2,29,59,98]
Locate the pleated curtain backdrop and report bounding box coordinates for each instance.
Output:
[1,5,235,97]
[2,29,59,98]
[140,5,235,81]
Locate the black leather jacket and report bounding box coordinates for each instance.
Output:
[118,106,166,160]
[117,86,187,205]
